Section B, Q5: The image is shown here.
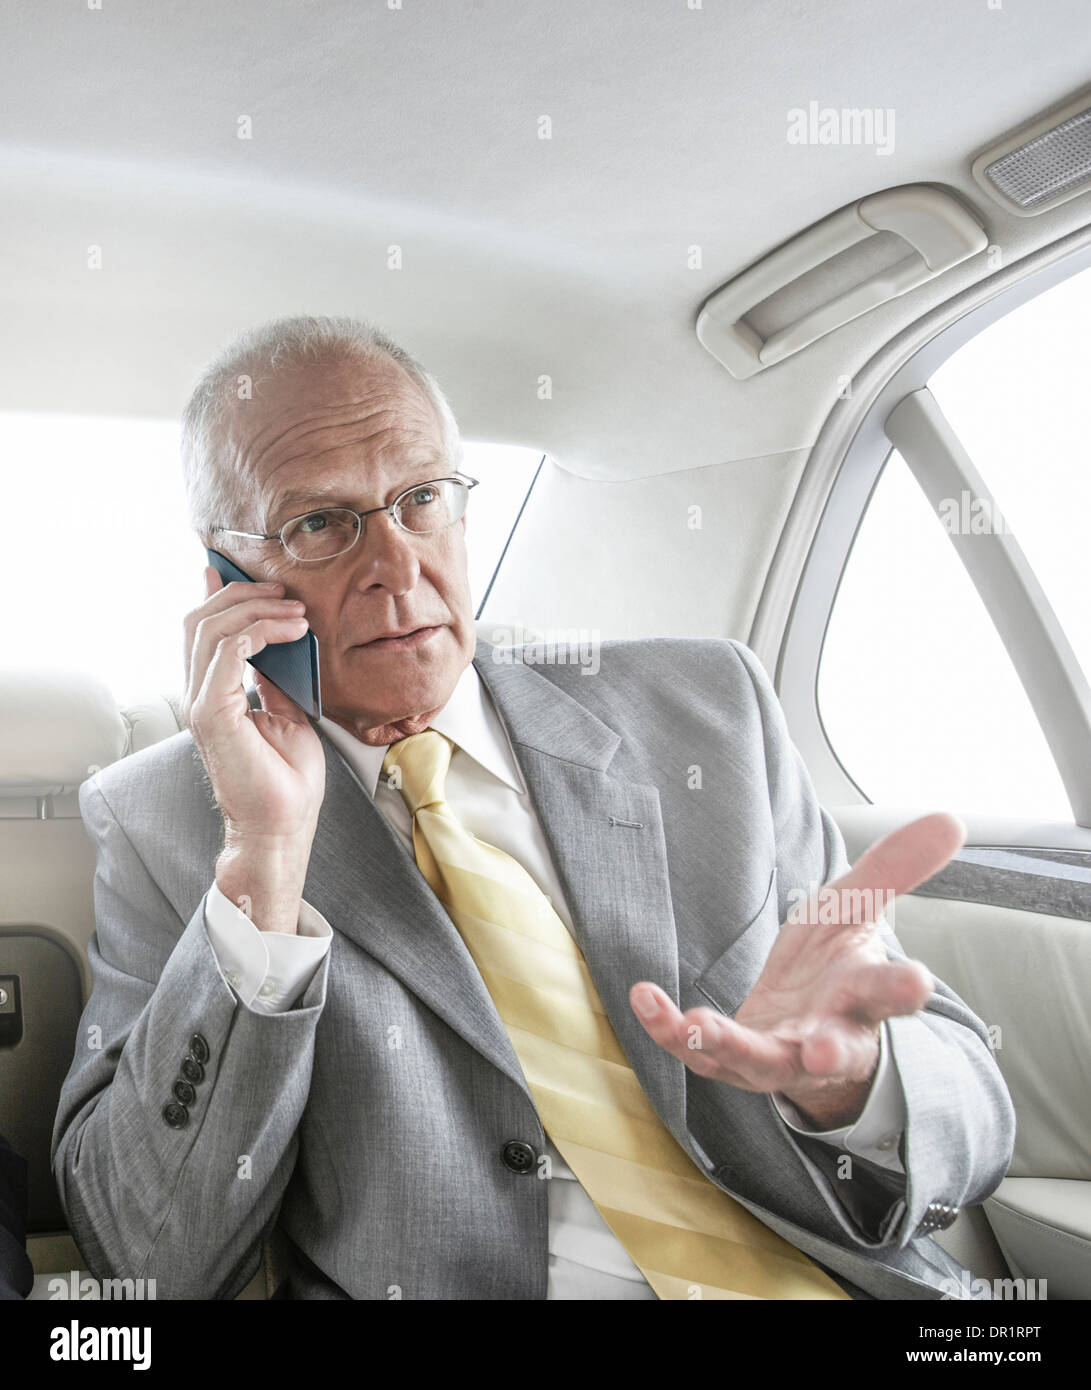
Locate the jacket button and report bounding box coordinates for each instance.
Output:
[916,1201,960,1236]
[163,1101,189,1129]
[180,1057,205,1085]
[502,1140,536,1174]
[172,1079,197,1107]
[188,1034,210,1065]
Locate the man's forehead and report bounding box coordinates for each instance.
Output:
[224,356,445,489]
[231,354,436,435]
[264,443,449,511]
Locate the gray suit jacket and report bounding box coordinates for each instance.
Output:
[52,637,1015,1299]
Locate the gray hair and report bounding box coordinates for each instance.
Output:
[180,315,463,538]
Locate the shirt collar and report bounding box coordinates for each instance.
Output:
[315,660,526,798]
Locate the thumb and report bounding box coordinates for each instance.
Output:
[253,670,306,724]
[818,812,966,926]
[851,811,966,899]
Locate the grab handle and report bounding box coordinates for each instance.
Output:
[696,185,987,378]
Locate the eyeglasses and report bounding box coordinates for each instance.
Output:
[212,474,479,562]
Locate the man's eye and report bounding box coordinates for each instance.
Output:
[298,512,330,533]
[408,486,438,506]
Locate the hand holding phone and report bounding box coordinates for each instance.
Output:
[179,559,328,911]
[205,549,322,717]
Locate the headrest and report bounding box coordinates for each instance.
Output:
[122,693,186,754]
[0,669,129,795]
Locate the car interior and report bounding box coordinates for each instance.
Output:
[2,0,1090,1302]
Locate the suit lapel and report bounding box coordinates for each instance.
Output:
[297,639,688,1140]
[477,641,688,1140]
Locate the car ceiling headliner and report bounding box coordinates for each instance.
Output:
[2,0,1090,479]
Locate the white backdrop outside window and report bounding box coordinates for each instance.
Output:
[1,415,541,707]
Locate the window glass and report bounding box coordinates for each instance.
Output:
[817,449,1071,820]
[2,411,541,705]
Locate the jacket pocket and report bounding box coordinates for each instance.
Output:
[693,866,779,1017]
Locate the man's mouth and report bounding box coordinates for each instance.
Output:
[354,626,440,650]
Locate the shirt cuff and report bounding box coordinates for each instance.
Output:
[770,1022,905,1173]
[204,879,332,1013]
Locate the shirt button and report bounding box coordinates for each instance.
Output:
[226,972,241,990]
[258,981,276,1000]
[877,1134,897,1151]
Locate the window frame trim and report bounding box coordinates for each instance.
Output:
[767,224,1091,830]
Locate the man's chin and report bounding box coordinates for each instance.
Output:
[326,699,452,746]
[326,633,473,740]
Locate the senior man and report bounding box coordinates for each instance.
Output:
[53,315,1014,1300]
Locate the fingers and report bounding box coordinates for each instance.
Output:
[833,957,934,1026]
[195,613,309,720]
[253,670,310,726]
[187,578,289,646]
[792,813,966,931]
[795,1029,878,1084]
[183,578,305,721]
[184,569,226,688]
[629,969,925,1092]
[843,812,966,900]
[630,984,798,1090]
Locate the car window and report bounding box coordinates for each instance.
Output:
[818,448,1071,819]
[4,411,542,704]
[817,264,1091,821]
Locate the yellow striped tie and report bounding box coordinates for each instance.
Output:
[382,730,850,1301]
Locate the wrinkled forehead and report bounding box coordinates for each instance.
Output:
[224,352,445,491]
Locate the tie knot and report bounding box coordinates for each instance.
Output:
[382,730,455,815]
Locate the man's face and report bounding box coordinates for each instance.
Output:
[217,353,477,743]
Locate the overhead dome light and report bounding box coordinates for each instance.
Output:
[973,86,1091,217]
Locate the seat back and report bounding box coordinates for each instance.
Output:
[0,669,194,1295]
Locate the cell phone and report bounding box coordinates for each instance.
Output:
[205,548,322,718]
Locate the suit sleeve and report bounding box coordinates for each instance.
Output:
[728,640,1016,1249]
[51,776,329,1299]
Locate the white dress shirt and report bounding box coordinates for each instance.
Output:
[204,662,906,1298]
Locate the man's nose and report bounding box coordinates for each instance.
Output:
[348,511,421,593]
